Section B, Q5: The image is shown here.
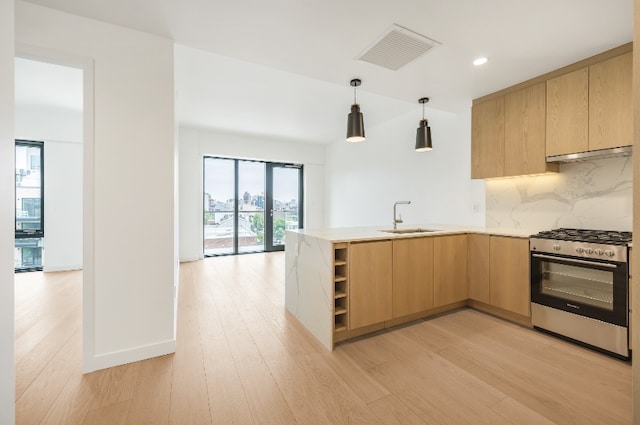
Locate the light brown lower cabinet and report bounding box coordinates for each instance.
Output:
[342,234,530,342]
[629,247,632,349]
[348,240,393,330]
[434,234,469,307]
[392,237,434,318]
[629,276,632,349]
[468,233,491,304]
[489,236,530,317]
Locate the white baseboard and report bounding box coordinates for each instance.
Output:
[179,255,202,263]
[83,338,176,373]
[43,264,83,272]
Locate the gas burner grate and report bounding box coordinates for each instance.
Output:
[532,228,632,245]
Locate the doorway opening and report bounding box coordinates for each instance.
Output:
[14,56,84,274]
[203,157,303,256]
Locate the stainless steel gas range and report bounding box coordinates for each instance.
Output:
[530,228,632,360]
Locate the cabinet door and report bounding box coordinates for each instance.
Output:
[630,247,633,349]
[546,68,589,157]
[471,98,505,179]
[434,235,468,307]
[589,52,632,150]
[392,237,434,318]
[504,83,556,176]
[468,234,490,304]
[349,240,392,330]
[489,236,530,317]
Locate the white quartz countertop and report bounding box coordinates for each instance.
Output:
[287,224,537,243]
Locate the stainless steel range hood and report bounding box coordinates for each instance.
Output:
[546,146,632,163]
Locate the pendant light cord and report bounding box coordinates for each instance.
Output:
[350,78,362,106]
[419,97,429,121]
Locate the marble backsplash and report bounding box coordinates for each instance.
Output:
[486,156,632,232]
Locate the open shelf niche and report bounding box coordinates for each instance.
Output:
[333,243,348,333]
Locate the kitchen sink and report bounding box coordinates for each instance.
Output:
[379,228,438,234]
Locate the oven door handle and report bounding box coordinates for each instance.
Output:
[531,253,618,269]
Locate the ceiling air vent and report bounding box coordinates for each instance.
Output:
[357,24,441,71]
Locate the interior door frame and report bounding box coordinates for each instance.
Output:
[16,44,96,372]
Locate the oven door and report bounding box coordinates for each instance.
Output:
[530,252,628,327]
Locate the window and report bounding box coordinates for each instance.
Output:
[15,140,44,271]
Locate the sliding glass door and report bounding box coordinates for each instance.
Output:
[238,160,265,253]
[204,157,302,256]
[15,140,44,271]
[203,158,235,255]
[265,164,303,251]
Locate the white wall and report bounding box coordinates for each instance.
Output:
[15,104,82,142]
[325,107,485,228]
[43,140,83,270]
[15,104,83,271]
[179,126,201,262]
[0,1,15,422]
[16,2,177,372]
[486,156,633,232]
[179,125,325,261]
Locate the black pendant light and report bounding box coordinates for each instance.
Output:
[346,79,365,142]
[415,97,433,152]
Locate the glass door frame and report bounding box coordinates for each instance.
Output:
[265,163,304,252]
[203,157,303,256]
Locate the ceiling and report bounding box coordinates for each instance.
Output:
[17,0,633,144]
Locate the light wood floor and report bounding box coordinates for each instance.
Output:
[15,252,632,424]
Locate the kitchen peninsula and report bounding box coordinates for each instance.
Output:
[284,225,533,350]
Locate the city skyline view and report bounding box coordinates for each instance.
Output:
[203,159,300,203]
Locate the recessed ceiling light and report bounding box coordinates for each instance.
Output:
[473,57,488,66]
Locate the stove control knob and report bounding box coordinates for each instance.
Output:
[584,248,593,254]
[575,247,584,254]
[553,244,561,251]
[604,249,615,257]
[594,248,604,256]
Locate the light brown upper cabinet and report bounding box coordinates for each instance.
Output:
[546,52,632,156]
[589,52,632,151]
[472,84,556,179]
[474,43,631,177]
[471,97,504,179]
[392,237,434,318]
[546,68,589,157]
[504,83,552,176]
[348,240,392,330]
[433,234,468,307]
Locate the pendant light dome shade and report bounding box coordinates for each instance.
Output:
[346,79,365,142]
[415,119,432,151]
[415,97,432,152]
[347,104,365,142]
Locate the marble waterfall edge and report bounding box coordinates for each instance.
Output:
[285,231,334,350]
